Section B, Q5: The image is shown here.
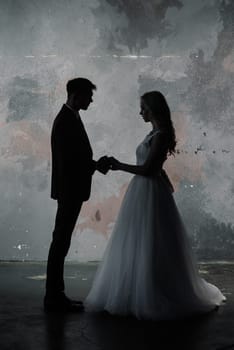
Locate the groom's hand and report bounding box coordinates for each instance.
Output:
[108,157,121,170]
[96,156,110,174]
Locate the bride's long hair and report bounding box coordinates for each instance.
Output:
[141,91,177,155]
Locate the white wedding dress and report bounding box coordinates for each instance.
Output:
[85,130,226,320]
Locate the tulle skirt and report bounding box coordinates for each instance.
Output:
[85,175,226,320]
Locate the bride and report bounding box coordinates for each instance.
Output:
[85,91,226,320]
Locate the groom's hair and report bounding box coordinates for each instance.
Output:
[66,78,96,97]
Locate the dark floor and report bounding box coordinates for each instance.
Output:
[0,261,234,350]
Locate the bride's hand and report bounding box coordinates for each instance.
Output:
[108,157,121,170]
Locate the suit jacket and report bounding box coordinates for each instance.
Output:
[51,104,96,201]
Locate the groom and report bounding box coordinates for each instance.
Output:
[44,78,110,312]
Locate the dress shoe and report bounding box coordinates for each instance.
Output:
[61,294,83,306]
[44,295,84,313]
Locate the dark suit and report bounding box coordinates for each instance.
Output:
[46,104,96,296]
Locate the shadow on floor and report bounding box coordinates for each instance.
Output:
[0,261,234,350]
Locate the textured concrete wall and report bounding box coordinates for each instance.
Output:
[0,0,233,261]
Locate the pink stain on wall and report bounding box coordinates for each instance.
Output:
[77,183,128,237]
[222,53,234,72]
[1,120,50,163]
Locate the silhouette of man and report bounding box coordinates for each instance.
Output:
[44,78,109,312]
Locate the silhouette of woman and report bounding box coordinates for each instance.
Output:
[85,91,226,320]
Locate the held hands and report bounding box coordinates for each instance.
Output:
[96,156,110,174]
[108,157,121,170]
[96,156,121,174]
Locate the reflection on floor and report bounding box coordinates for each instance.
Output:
[0,261,233,350]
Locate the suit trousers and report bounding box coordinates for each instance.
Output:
[45,197,83,297]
